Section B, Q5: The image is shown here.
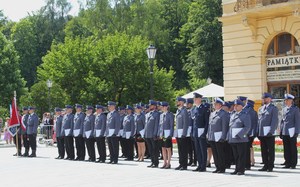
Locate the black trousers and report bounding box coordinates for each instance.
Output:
[96,137,106,162]
[145,138,159,166]
[194,137,207,170]
[23,134,30,151]
[13,134,22,153]
[259,136,275,170]
[231,142,247,173]
[64,136,75,159]
[224,141,233,167]
[245,137,254,168]
[85,138,96,161]
[75,136,85,160]
[187,137,196,164]
[57,136,65,158]
[282,135,298,167]
[120,137,126,156]
[210,141,226,171]
[124,138,134,160]
[28,134,37,151]
[107,137,119,163]
[177,137,189,168]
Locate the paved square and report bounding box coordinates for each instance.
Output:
[0,142,299,187]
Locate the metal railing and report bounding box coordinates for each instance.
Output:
[234,0,289,12]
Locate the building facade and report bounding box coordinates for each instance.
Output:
[220,0,300,107]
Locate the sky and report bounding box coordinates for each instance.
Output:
[0,0,80,22]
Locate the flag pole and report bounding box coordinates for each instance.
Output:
[14,91,19,157]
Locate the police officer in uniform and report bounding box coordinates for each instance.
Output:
[94,105,107,163]
[106,101,121,164]
[118,107,126,158]
[27,106,39,157]
[257,93,278,172]
[123,105,135,161]
[280,94,300,169]
[227,99,251,175]
[134,104,146,162]
[208,98,229,173]
[245,100,258,170]
[73,104,86,161]
[145,100,160,168]
[186,98,197,166]
[62,105,75,160]
[158,102,174,169]
[54,107,65,159]
[192,93,210,172]
[83,105,96,162]
[21,107,30,157]
[175,97,189,171]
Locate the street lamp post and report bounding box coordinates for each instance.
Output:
[46,79,53,112]
[146,44,157,100]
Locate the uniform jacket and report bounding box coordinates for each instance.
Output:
[227,111,251,143]
[207,109,229,142]
[192,104,210,138]
[257,103,279,137]
[94,113,107,137]
[144,110,160,138]
[135,113,145,135]
[20,114,29,135]
[106,110,121,137]
[280,105,300,136]
[61,113,74,137]
[246,107,258,137]
[27,113,39,135]
[123,114,135,138]
[83,114,95,139]
[176,107,189,138]
[54,115,63,138]
[158,112,174,138]
[73,112,85,137]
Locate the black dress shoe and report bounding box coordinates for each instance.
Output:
[230,171,238,175]
[147,164,154,168]
[267,168,273,172]
[55,156,60,159]
[237,172,244,175]
[191,164,197,167]
[180,167,187,171]
[175,166,182,170]
[217,170,225,173]
[199,168,206,172]
[212,170,219,173]
[68,158,74,160]
[160,165,166,169]
[291,166,296,169]
[280,162,286,166]
[282,166,291,169]
[206,163,211,168]
[192,168,200,172]
[151,165,158,168]
[125,158,134,161]
[258,168,268,171]
[59,157,64,159]
[64,157,70,160]
[112,161,118,164]
[245,167,251,170]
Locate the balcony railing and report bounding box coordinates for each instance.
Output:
[234,0,289,12]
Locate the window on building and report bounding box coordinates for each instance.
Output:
[267,33,299,56]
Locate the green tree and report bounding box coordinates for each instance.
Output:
[38,33,175,105]
[19,81,71,116]
[180,0,223,85]
[0,32,26,107]
[11,19,39,87]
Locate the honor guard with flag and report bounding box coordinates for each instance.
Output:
[9,96,22,156]
[27,106,39,157]
[280,94,300,169]
[21,107,30,157]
